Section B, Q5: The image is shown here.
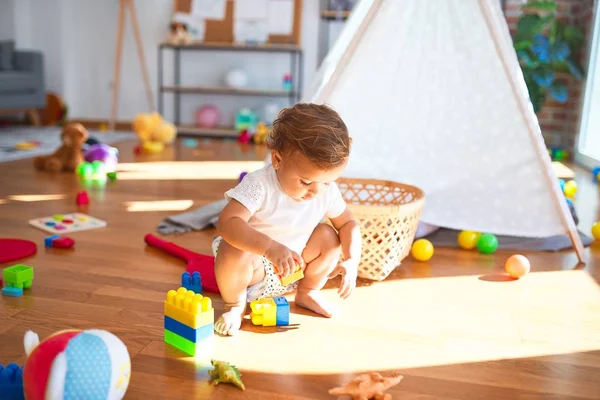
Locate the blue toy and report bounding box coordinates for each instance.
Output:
[558,178,565,192]
[182,271,202,294]
[2,287,23,297]
[234,108,259,133]
[0,363,24,400]
[593,166,600,183]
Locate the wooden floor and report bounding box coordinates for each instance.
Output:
[1,137,599,399]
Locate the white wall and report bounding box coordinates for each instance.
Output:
[0,0,16,40]
[8,0,321,125]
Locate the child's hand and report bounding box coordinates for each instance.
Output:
[328,258,358,299]
[265,241,304,278]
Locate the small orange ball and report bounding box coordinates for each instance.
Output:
[504,254,530,279]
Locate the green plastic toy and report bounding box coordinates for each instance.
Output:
[3,264,34,289]
[209,359,245,391]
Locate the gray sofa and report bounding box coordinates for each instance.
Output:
[0,41,45,117]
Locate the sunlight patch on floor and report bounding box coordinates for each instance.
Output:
[0,199,6,205]
[125,200,194,212]
[150,269,600,375]
[8,194,67,202]
[115,161,264,180]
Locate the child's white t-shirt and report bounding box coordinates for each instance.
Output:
[225,164,347,254]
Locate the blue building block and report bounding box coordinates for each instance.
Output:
[274,296,289,326]
[2,287,23,297]
[0,363,24,400]
[181,271,202,294]
[164,316,213,343]
[44,235,61,248]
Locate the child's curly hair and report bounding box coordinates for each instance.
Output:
[267,103,351,169]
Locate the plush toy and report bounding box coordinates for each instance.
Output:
[168,21,192,45]
[22,329,131,400]
[84,144,118,172]
[33,123,88,172]
[252,122,269,144]
[132,112,177,153]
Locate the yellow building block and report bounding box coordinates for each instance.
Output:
[164,287,214,329]
[280,267,304,286]
[250,298,277,326]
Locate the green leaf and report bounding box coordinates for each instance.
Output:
[523,0,558,11]
[517,14,542,34]
[566,59,584,79]
[514,40,533,51]
[563,25,585,48]
[517,50,540,68]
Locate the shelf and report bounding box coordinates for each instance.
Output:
[160,41,301,53]
[321,10,351,20]
[176,125,237,138]
[161,86,295,97]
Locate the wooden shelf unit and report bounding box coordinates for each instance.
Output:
[158,42,303,138]
[161,85,296,98]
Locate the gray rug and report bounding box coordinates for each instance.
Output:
[425,228,593,251]
[0,127,135,163]
[156,199,592,252]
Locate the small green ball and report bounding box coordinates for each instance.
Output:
[77,162,93,176]
[477,233,498,254]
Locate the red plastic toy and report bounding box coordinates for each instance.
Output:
[144,234,219,294]
[76,191,89,206]
[45,235,75,249]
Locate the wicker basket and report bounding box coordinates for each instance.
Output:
[336,178,425,281]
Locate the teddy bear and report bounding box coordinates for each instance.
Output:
[34,123,88,172]
[132,112,177,153]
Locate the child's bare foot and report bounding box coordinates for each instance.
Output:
[295,289,335,317]
[215,305,246,336]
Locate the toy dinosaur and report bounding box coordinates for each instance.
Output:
[209,359,245,391]
[329,371,403,400]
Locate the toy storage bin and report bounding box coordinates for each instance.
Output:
[336,178,425,281]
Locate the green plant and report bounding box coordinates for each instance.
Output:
[513,0,586,113]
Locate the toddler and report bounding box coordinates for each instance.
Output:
[213,103,362,336]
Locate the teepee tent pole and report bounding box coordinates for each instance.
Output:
[478,0,585,263]
[314,0,385,104]
[110,0,155,130]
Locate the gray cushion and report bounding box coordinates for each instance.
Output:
[0,41,15,71]
[0,71,37,92]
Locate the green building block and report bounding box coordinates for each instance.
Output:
[164,329,213,358]
[3,264,33,289]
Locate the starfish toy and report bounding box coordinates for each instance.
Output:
[329,371,403,400]
[209,359,245,391]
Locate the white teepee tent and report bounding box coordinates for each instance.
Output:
[306,0,585,261]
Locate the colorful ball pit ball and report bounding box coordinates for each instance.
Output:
[504,254,530,279]
[476,233,498,254]
[592,222,600,241]
[457,231,481,250]
[23,329,131,399]
[411,239,434,261]
[563,180,578,200]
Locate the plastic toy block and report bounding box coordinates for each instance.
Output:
[2,265,33,289]
[45,235,60,247]
[280,267,304,286]
[44,235,75,249]
[107,171,117,181]
[274,297,290,326]
[2,287,23,297]
[164,329,214,357]
[76,191,89,206]
[0,362,24,400]
[164,287,214,329]
[250,298,277,326]
[164,316,213,343]
[182,271,202,294]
